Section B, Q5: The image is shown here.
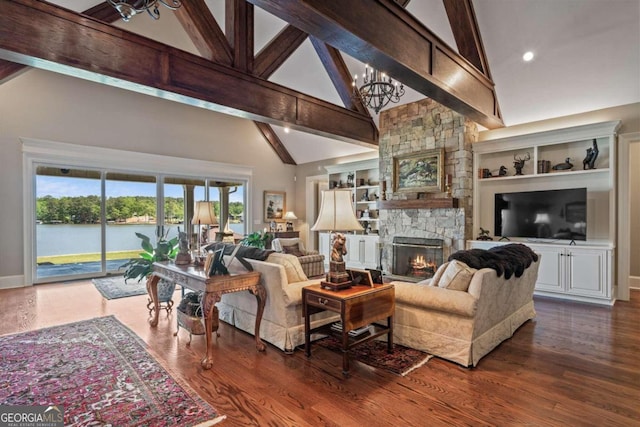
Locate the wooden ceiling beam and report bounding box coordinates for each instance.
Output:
[254,25,307,78]
[247,0,504,129]
[82,2,121,22]
[226,0,254,72]
[176,0,296,163]
[0,0,377,146]
[0,59,27,83]
[0,1,122,85]
[254,122,296,164]
[174,0,232,65]
[309,37,369,115]
[442,0,490,78]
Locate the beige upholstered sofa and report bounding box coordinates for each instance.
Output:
[390,256,540,367]
[271,237,325,278]
[217,252,338,353]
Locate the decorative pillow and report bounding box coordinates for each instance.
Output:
[281,243,305,257]
[266,252,308,283]
[428,262,450,287]
[437,260,477,292]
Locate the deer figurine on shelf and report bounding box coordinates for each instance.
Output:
[513,152,530,175]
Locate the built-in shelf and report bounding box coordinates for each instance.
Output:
[478,168,609,182]
[378,198,459,209]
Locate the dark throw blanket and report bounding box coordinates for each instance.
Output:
[448,244,538,279]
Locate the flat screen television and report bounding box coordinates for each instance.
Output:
[494,188,587,241]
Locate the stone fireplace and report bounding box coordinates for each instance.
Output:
[377,99,478,276]
[392,237,443,280]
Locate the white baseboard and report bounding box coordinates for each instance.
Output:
[630,276,640,290]
[0,275,28,289]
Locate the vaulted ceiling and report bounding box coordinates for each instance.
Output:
[1,0,638,164]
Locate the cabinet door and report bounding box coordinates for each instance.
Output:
[345,234,362,267]
[566,248,609,299]
[361,236,379,269]
[318,233,330,266]
[532,246,564,293]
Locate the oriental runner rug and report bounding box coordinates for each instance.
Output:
[316,336,433,376]
[0,316,225,426]
[92,275,147,300]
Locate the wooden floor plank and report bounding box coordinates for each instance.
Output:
[0,281,638,426]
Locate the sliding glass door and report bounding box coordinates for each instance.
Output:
[35,166,103,280]
[34,165,247,283]
[105,172,158,275]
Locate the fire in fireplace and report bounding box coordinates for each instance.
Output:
[392,237,444,280]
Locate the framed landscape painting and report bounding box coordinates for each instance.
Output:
[393,149,444,193]
[264,191,285,222]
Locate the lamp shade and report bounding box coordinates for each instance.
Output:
[283,211,298,220]
[311,190,363,232]
[534,213,550,224]
[191,201,218,225]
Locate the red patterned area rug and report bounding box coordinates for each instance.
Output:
[0,316,225,426]
[316,336,433,376]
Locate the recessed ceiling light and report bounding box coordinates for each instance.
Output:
[284,127,290,133]
[522,51,534,62]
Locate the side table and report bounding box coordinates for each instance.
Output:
[148,261,265,370]
[303,283,395,376]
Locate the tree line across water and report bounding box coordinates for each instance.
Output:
[36,195,245,224]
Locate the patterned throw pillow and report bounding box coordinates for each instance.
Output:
[437,260,477,292]
[281,243,304,257]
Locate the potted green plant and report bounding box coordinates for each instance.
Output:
[240,231,271,249]
[121,231,179,305]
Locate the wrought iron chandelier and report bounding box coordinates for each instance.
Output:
[108,0,183,22]
[352,64,405,114]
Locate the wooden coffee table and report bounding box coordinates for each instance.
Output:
[303,283,395,377]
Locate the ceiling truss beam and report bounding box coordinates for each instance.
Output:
[0,1,122,84]
[178,0,296,163]
[247,0,504,129]
[0,0,378,148]
[309,37,369,115]
[254,25,307,79]
[174,0,232,65]
[442,0,490,78]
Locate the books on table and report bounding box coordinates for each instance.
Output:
[330,322,371,337]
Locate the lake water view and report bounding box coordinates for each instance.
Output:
[37,223,246,257]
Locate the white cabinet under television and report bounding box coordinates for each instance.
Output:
[470,120,620,305]
[468,240,613,305]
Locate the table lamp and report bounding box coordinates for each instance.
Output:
[191,201,218,254]
[283,211,298,231]
[311,189,363,290]
[534,212,551,238]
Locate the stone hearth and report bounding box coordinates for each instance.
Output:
[377,99,478,274]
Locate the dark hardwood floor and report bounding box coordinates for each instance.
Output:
[1,281,638,426]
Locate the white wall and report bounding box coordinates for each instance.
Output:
[0,69,296,281]
[630,142,640,277]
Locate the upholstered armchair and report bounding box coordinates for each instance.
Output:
[271,238,325,278]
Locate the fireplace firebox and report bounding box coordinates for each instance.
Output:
[392,237,444,280]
